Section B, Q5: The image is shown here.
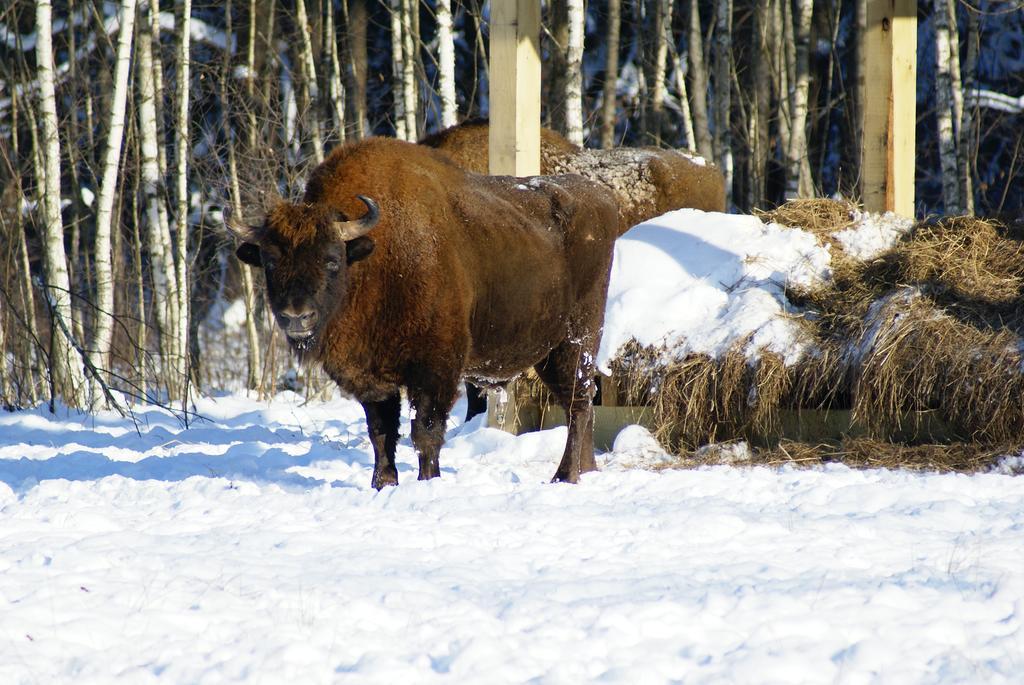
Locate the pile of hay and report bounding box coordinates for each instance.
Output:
[606,200,1024,460]
[608,341,793,450]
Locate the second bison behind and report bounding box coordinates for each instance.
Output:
[421,119,727,232]
[231,138,619,488]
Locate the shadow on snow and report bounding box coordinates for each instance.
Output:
[0,412,385,492]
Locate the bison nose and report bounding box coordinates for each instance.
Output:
[278,307,318,336]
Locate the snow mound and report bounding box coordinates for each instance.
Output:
[603,424,673,470]
[597,209,831,371]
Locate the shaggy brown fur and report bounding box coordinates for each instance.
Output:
[423,120,727,422]
[420,119,727,234]
[232,138,619,488]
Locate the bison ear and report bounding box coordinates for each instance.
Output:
[236,243,262,267]
[346,236,375,264]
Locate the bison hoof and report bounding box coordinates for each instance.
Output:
[550,470,579,484]
[372,470,398,490]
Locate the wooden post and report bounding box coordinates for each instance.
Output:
[488,0,541,177]
[486,0,541,432]
[860,0,917,217]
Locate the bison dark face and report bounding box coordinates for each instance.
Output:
[232,196,379,351]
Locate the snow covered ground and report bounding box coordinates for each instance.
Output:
[2,392,1023,684]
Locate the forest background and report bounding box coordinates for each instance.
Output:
[0,0,1022,413]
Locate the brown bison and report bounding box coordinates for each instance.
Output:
[230,138,619,488]
[422,119,727,419]
[420,119,727,233]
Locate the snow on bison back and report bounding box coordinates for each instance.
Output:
[230,137,619,489]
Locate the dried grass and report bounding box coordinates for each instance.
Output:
[592,213,1024,469]
[608,342,795,451]
[784,215,1024,445]
[850,288,1024,442]
[753,439,1015,473]
[657,438,1018,474]
[755,198,858,248]
[897,217,1022,302]
[866,216,1024,328]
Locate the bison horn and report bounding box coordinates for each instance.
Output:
[224,210,261,244]
[333,195,380,241]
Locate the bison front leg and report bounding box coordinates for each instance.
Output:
[535,335,599,484]
[362,395,401,489]
[409,385,457,481]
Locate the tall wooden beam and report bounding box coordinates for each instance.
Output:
[860,0,917,217]
[486,0,541,432]
[489,0,541,176]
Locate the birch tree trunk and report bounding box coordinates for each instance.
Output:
[227,141,262,393]
[960,4,979,215]
[713,0,734,206]
[11,92,41,405]
[92,0,138,383]
[948,0,973,214]
[601,0,621,149]
[632,0,649,137]
[933,0,961,214]
[137,0,181,390]
[670,43,697,151]
[390,0,408,140]
[688,0,713,159]
[0,300,8,405]
[946,0,964,139]
[172,0,192,401]
[245,0,260,151]
[129,167,148,400]
[66,0,83,294]
[436,0,457,128]
[225,0,263,392]
[282,48,300,157]
[149,0,168,178]
[293,0,325,162]
[323,0,345,141]
[785,0,814,199]
[565,0,585,145]
[401,0,418,139]
[20,230,42,405]
[243,0,264,390]
[649,0,672,146]
[35,0,89,407]
[774,0,792,169]
[748,0,770,207]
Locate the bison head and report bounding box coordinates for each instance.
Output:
[231,195,379,351]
